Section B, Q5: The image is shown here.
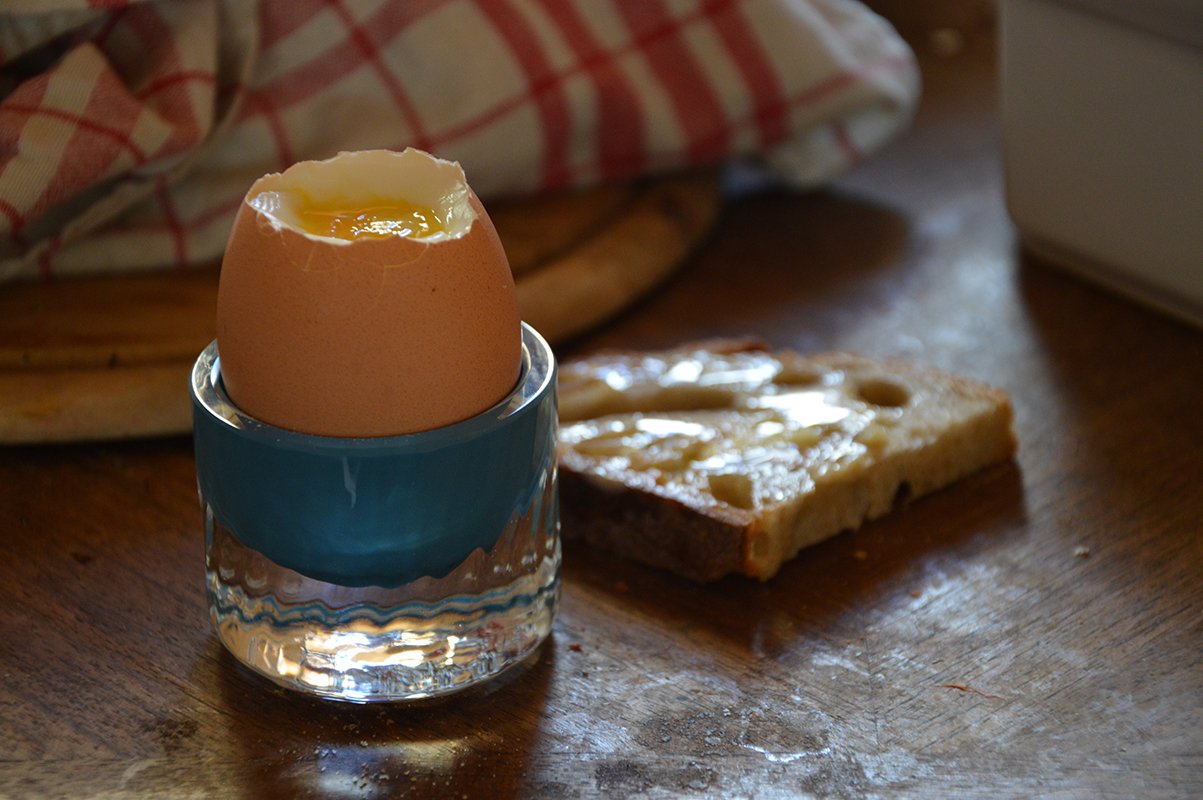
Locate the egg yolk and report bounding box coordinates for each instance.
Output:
[295,200,447,240]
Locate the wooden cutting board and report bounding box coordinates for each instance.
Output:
[0,173,720,444]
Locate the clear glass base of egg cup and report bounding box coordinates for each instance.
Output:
[191,325,560,703]
[203,507,560,703]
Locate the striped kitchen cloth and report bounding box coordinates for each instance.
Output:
[0,0,918,281]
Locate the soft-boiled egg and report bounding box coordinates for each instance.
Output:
[216,148,522,437]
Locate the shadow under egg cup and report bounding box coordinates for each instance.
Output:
[191,323,560,702]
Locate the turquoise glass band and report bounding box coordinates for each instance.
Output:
[191,324,556,588]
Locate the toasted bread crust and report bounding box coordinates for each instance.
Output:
[557,342,1017,582]
[559,468,750,582]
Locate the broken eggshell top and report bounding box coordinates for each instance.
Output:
[215,148,522,438]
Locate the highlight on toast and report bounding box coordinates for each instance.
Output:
[557,340,1017,582]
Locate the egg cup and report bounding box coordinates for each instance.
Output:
[191,323,559,702]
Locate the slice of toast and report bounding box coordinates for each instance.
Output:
[557,341,1016,582]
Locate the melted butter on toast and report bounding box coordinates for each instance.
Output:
[558,349,908,512]
[556,344,1016,581]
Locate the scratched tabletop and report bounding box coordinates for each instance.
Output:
[2,4,1201,798]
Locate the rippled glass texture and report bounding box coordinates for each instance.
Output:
[191,324,559,701]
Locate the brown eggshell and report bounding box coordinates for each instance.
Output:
[216,150,522,437]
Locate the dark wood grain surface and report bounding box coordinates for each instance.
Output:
[3,7,1202,798]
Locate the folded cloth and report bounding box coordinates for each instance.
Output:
[0,0,918,281]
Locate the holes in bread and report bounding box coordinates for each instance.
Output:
[856,378,910,408]
[708,472,755,509]
[854,423,889,452]
[788,426,823,450]
[773,364,823,387]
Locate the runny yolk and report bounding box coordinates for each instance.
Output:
[295,200,446,240]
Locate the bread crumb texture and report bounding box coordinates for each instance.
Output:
[558,343,1016,582]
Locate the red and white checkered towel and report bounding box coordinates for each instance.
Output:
[0,0,918,282]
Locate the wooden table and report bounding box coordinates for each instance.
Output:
[3,8,1201,798]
